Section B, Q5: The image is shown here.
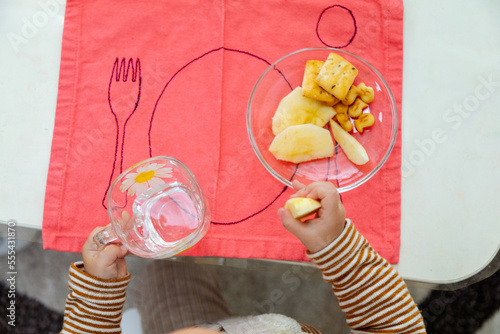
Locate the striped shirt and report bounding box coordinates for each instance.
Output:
[305,220,427,333]
[60,219,426,333]
[61,262,131,334]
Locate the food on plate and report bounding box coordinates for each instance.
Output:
[269,124,334,164]
[284,197,322,220]
[330,120,369,165]
[315,52,358,100]
[335,113,353,132]
[331,103,351,131]
[342,82,375,105]
[354,113,375,133]
[301,60,339,105]
[332,103,348,115]
[271,87,336,135]
[347,98,368,118]
[267,52,375,166]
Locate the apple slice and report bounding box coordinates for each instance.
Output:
[330,120,369,165]
[269,124,334,164]
[272,87,335,135]
[285,197,322,220]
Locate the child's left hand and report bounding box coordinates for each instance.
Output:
[82,225,129,280]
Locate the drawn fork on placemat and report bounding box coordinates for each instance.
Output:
[102,58,141,209]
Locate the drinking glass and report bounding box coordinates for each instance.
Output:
[94,156,210,258]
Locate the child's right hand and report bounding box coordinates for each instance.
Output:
[82,226,129,280]
[278,180,346,253]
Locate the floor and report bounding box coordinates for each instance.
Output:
[0,226,499,333]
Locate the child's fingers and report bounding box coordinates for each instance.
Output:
[305,182,339,202]
[99,244,128,265]
[278,207,293,223]
[86,226,107,242]
[120,245,130,258]
[278,207,306,236]
[292,179,306,190]
[290,180,308,198]
[290,181,338,201]
[83,226,109,252]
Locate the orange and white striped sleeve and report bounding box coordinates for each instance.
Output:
[307,220,427,334]
[60,261,131,334]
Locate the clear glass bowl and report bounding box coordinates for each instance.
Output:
[247,48,398,192]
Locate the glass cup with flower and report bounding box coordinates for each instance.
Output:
[94,156,210,258]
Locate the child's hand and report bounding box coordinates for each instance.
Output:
[82,226,129,280]
[278,180,346,253]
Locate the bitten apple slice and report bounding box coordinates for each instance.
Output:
[272,87,335,135]
[330,120,369,165]
[285,197,322,220]
[269,124,334,164]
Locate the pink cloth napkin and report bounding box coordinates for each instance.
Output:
[43,0,404,263]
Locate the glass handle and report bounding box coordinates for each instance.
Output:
[93,225,120,246]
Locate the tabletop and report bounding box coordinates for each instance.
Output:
[1,0,499,288]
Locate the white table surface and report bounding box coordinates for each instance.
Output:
[1,0,499,286]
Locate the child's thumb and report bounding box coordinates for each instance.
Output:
[278,207,304,237]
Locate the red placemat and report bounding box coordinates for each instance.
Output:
[43,0,403,263]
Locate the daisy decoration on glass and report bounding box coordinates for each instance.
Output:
[119,162,173,196]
